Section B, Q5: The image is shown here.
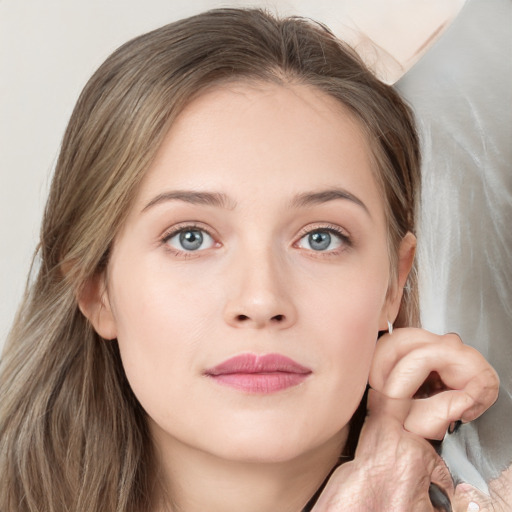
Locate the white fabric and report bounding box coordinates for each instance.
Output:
[396,0,512,484]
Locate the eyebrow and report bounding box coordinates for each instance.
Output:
[142,190,236,212]
[290,188,370,215]
[141,187,369,215]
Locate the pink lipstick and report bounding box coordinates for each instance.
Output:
[204,353,311,393]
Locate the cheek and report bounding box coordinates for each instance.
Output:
[106,261,213,400]
[320,290,382,391]
[298,253,389,343]
[110,254,215,334]
[106,242,390,458]
[291,263,388,427]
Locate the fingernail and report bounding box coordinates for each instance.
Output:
[448,420,463,434]
[467,502,480,512]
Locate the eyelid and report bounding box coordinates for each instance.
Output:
[159,221,351,256]
[294,223,352,252]
[160,222,220,254]
[161,221,213,241]
[296,223,351,241]
[296,223,350,237]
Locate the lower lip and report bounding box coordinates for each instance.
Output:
[208,372,309,393]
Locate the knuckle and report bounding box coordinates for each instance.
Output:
[397,437,432,466]
[442,331,463,346]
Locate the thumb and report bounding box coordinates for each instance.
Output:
[366,388,413,425]
[353,389,413,459]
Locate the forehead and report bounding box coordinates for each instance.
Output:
[132,81,384,220]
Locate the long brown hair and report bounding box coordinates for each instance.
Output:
[0,8,420,511]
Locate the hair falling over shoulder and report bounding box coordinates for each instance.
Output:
[0,8,420,511]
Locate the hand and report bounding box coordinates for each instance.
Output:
[452,466,512,512]
[369,328,500,440]
[311,328,500,511]
[311,389,454,511]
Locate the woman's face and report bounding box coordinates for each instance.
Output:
[96,82,401,463]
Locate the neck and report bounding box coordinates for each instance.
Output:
[151,426,348,512]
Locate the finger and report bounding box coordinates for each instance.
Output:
[370,329,464,391]
[459,368,500,422]
[403,390,477,440]
[366,387,412,423]
[388,371,497,439]
[353,389,413,458]
[378,345,498,402]
[453,483,493,512]
[383,363,498,438]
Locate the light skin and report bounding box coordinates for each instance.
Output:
[80,81,498,511]
[313,330,500,512]
[454,467,512,512]
[80,81,412,511]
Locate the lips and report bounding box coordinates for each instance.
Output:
[204,353,312,393]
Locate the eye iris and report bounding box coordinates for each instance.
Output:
[179,230,203,250]
[309,231,331,251]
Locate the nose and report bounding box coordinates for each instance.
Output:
[223,247,297,330]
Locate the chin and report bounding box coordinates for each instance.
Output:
[202,421,348,465]
[225,440,309,464]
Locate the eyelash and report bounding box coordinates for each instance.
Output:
[160,223,218,257]
[160,223,352,257]
[295,224,352,256]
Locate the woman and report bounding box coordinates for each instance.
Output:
[0,8,499,511]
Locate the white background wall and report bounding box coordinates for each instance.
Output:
[0,0,463,350]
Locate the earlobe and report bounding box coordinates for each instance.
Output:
[379,232,416,329]
[78,273,117,340]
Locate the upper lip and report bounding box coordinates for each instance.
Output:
[205,353,312,375]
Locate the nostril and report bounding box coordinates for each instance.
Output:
[232,314,286,324]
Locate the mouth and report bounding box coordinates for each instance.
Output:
[204,353,312,394]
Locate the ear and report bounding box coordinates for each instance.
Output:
[379,232,416,330]
[78,273,117,340]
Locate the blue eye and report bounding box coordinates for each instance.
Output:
[165,228,215,252]
[297,229,347,252]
